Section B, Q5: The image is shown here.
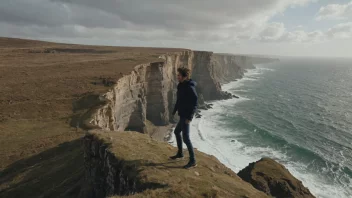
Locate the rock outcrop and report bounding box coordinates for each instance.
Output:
[82,51,264,134]
[82,130,269,198]
[238,158,315,198]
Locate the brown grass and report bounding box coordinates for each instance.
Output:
[0,37,184,167]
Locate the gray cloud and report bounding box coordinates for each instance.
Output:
[0,0,70,26]
[52,0,279,29]
[0,0,318,48]
[0,0,132,29]
[327,22,352,39]
[258,22,286,41]
[316,1,352,21]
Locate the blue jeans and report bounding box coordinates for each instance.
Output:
[174,117,195,162]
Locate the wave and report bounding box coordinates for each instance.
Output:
[234,114,352,177]
[191,100,352,198]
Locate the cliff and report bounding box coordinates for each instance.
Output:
[80,51,262,133]
[83,131,315,198]
[78,51,291,198]
[82,130,269,198]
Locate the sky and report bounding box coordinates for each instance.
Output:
[1,0,352,57]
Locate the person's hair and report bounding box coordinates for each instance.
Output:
[177,67,191,78]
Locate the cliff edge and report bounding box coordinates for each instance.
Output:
[82,130,269,198]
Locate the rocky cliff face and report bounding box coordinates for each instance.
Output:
[82,132,140,198]
[84,51,193,132]
[238,158,315,198]
[83,51,260,133]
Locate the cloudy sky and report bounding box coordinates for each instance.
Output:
[1,0,352,57]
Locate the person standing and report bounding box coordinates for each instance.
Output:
[170,67,198,169]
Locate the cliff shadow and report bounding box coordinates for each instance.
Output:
[83,134,170,198]
[0,139,85,198]
[0,137,171,198]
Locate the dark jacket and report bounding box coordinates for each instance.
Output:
[172,79,198,120]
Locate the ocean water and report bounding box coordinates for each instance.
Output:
[170,58,352,198]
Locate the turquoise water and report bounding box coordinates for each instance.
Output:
[176,58,352,198]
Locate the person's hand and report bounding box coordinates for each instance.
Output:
[185,119,191,124]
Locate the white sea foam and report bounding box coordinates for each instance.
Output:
[169,67,351,198]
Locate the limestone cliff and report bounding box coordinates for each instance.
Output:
[81,51,265,133]
[82,51,193,132]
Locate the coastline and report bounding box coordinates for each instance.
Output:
[170,61,351,198]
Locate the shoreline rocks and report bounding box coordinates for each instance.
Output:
[238,158,315,198]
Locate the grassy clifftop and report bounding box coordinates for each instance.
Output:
[83,130,269,198]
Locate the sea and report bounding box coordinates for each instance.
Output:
[170,57,352,198]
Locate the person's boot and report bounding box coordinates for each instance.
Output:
[169,152,184,160]
[183,160,197,169]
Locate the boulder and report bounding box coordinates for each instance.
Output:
[238,158,315,198]
[198,105,208,110]
[221,91,233,99]
[205,103,213,109]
